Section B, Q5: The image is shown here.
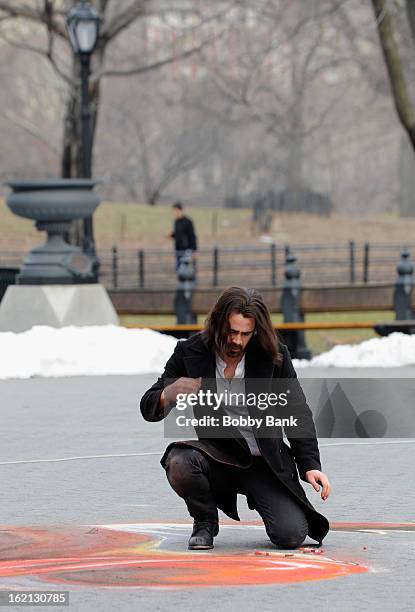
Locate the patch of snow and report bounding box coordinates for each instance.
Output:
[293,332,415,368]
[0,325,177,379]
[1,326,414,379]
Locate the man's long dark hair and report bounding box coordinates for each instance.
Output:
[201,286,281,364]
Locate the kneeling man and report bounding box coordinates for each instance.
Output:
[140,286,330,550]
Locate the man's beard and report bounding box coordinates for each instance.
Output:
[224,342,244,358]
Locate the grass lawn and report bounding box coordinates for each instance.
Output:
[1,198,414,252]
[301,310,394,355]
[119,310,394,355]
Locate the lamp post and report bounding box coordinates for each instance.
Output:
[66,1,100,275]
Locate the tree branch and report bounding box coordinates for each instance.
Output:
[0,0,66,37]
[45,50,75,86]
[100,0,150,42]
[97,0,110,18]
[333,2,388,93]
[0,107,60,156]
[96,29,226,80]
[0,29,74,85]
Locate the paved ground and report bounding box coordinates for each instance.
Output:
[0,372,414,611]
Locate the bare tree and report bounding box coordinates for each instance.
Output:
[116,85,217,205]
[0,0,229,179]
[0,0,407,220]
[201,0,354,209]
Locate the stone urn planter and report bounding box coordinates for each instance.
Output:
[5,179,101,284]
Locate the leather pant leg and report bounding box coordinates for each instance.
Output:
[164,447,235,523]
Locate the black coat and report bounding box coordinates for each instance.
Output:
[171,216,197,251]
[140,332,329,544]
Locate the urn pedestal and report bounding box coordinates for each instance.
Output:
[5,179,100,284]
[0,179,119,332]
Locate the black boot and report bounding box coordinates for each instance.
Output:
[188,520,219,550]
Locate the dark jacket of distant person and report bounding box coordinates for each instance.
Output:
[140,332,329,545]
[171,216,197,252]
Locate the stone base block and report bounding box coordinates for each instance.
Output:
[0,284,119,332]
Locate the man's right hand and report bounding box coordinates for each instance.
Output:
[160,377,202,410]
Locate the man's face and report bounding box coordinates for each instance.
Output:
[224,312,255,359]
[173,207,182,219]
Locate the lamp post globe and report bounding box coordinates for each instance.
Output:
[67,0,100,55]
[66,1,100,279]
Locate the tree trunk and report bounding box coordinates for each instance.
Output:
[147,193,158,205]
[61,56,102,246]
[371,0,415,150]
[285,102,304,212]
[399,133,415,217]
[285,40,305,212]
[61,57,102,179]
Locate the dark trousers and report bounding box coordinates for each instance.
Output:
[164,447,309,549]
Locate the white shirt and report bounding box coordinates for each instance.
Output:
[215,353,261,456]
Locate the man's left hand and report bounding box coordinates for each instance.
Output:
[305,470,331,501]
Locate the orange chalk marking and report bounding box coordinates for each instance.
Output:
[0,524,370,589]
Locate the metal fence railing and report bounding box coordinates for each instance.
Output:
[2,241,414,290]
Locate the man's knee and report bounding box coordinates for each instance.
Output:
[165,448,207,491]
[266,520,308,549]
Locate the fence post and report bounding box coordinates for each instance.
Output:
[138,250,144,288]
[213,247,219,287]
[271,242,277,287]
[112,246,118,289]
[349,240,355,284]
[394,247,413,320]
[281,248,312,360]
[363,242,370,283]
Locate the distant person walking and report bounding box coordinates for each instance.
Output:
[169,202,197,269]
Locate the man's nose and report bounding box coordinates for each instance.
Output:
[234,335,243,345]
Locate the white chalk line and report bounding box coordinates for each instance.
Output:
[0,451,161,466]
[0,439,414,466]
[319,440,415,448]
